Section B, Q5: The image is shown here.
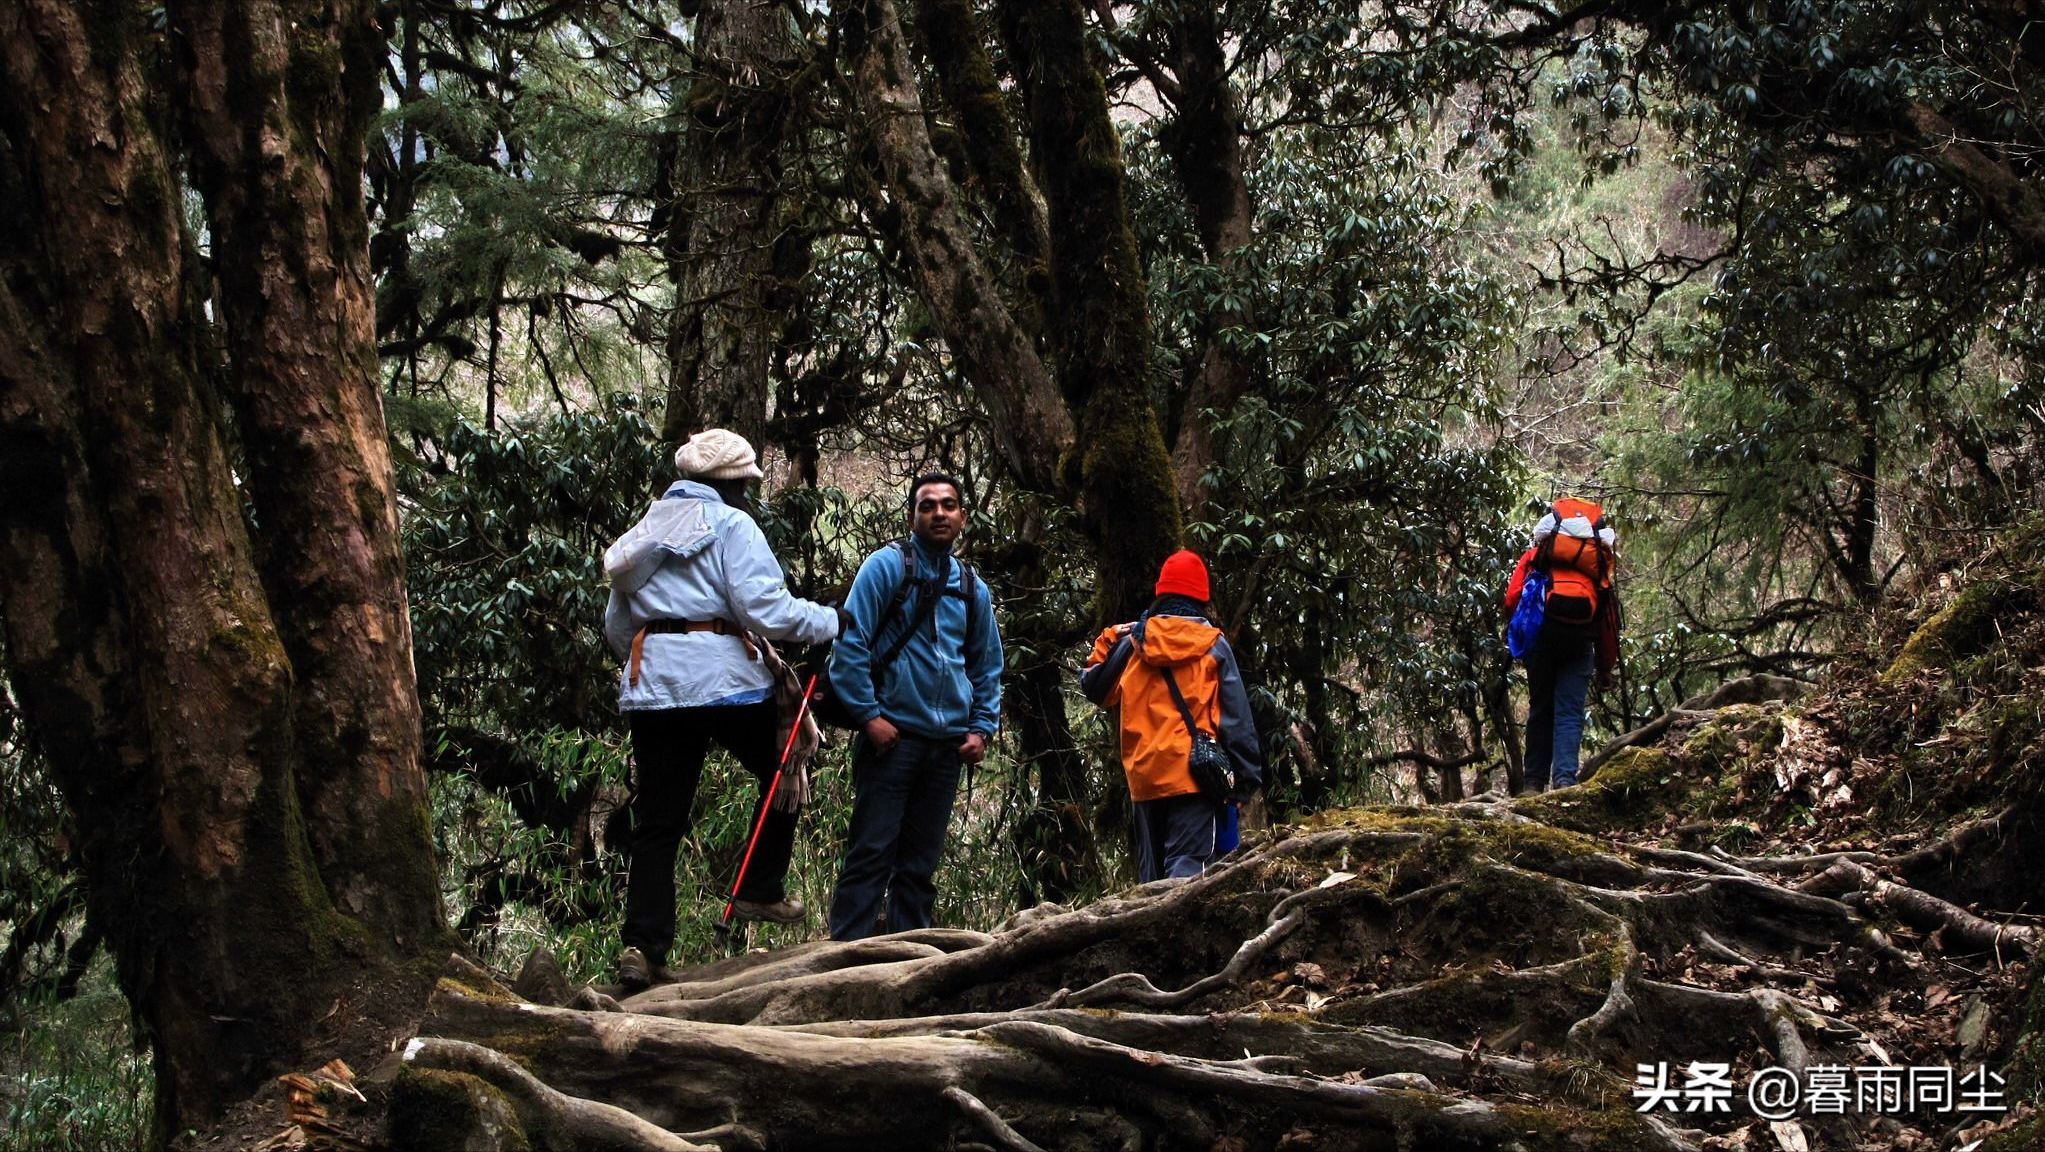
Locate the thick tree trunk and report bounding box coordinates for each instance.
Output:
[1156,3,1258,523]
[1006,646,1099,906]
[840,0,1072,493]
[911,0,1053,304]
[0,0,448,1137]
[175,0,445,947]
[661,0,802,448]
[996,0,1183,622]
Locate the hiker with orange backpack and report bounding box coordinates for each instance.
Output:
[1081,550,1263,881]
[1504,498,1621,792]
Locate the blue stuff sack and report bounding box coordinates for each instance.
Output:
[1508,570,1548,660]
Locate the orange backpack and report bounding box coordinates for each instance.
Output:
[1533,498,1611,627]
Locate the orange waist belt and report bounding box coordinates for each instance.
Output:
[629,619,758,687]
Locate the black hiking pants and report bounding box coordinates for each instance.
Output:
[623,701,792,965]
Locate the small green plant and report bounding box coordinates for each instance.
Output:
[0,953,153,1152]
[1710,818,1761,851]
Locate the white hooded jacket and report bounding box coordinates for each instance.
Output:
[602,480,838,710]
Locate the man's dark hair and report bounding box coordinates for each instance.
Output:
[907,472,963,509]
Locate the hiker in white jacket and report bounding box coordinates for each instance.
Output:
[602,429,841,989]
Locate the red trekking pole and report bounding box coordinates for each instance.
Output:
[715,673,819,947]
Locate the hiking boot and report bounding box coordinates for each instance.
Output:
[616,947,680,991]
[730,895,805,924]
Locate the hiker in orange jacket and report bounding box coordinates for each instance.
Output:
[1504,498,1620,791]
[1081,551,1263,881]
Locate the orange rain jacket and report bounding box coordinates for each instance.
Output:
[1081,607,1264,801]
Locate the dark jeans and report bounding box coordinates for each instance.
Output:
[828,732,961,941]
[1132,793,1222,882]
[1525,627,1595,790]
[623,701,791,965]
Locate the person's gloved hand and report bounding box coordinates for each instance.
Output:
[771,758,811,812]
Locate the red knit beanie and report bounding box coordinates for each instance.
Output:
[1155,549,1210,601]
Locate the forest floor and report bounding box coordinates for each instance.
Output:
[198,534,2045,1152]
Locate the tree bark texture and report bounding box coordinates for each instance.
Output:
[0,0,447,1135]
[1156,2,1258,523]
[910,0,1053,306]
[1005,655,1099,906]
[661,0,803,449]
[841,0,1073,494]
[173,0,445,950]
[995,0,1183,622]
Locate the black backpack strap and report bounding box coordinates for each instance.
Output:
[958,560,982,654]
[873,542,985,674]
[875,549,931,668]
[865,540,918,666]
[885,539,917,622]
[1158,666,1209,740]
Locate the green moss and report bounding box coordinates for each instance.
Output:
[1302,807,1452,837]
[1884,577,2039,684]
[284,27,343,124]
[437,974,517,1005]
[1519,747,1677,832]
[361,792,457,953]
[2006,968,2045,1101]
[1679,704,1779,768]
[472,1016,579,1077]
[389,1068,529,1152]
[1474,821,1608,873]
[207,571,289,669]
[1582,745,1675,794]
[1493,1101,1668,1150]
[1980,1114,2045,1152]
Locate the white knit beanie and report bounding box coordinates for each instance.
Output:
[673,428,763,480]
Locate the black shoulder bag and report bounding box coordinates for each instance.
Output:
[1157,666,1235,801]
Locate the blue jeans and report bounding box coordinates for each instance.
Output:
[1132,793,1222,882]
[828,732,961,940]
[1525,629,1594,790]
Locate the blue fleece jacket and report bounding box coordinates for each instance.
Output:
[829,536,1002,739]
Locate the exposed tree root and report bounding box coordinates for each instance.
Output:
[389,792,2027,1152]
[1564,932,1637,1057]
[944,1086,1048,1152]
[1038,883,1331,1009]
[1800,858,2039,958]
[401,1037,712,1151]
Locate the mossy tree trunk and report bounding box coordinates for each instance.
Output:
[908,0,1052,310]
[1153,1,1257,524]
[0,0,450,1138]
[995,0,1183,624]
[839,0,1073,493]
[660,0,805,449]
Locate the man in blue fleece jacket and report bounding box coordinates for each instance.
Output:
[827,473,1003,940]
